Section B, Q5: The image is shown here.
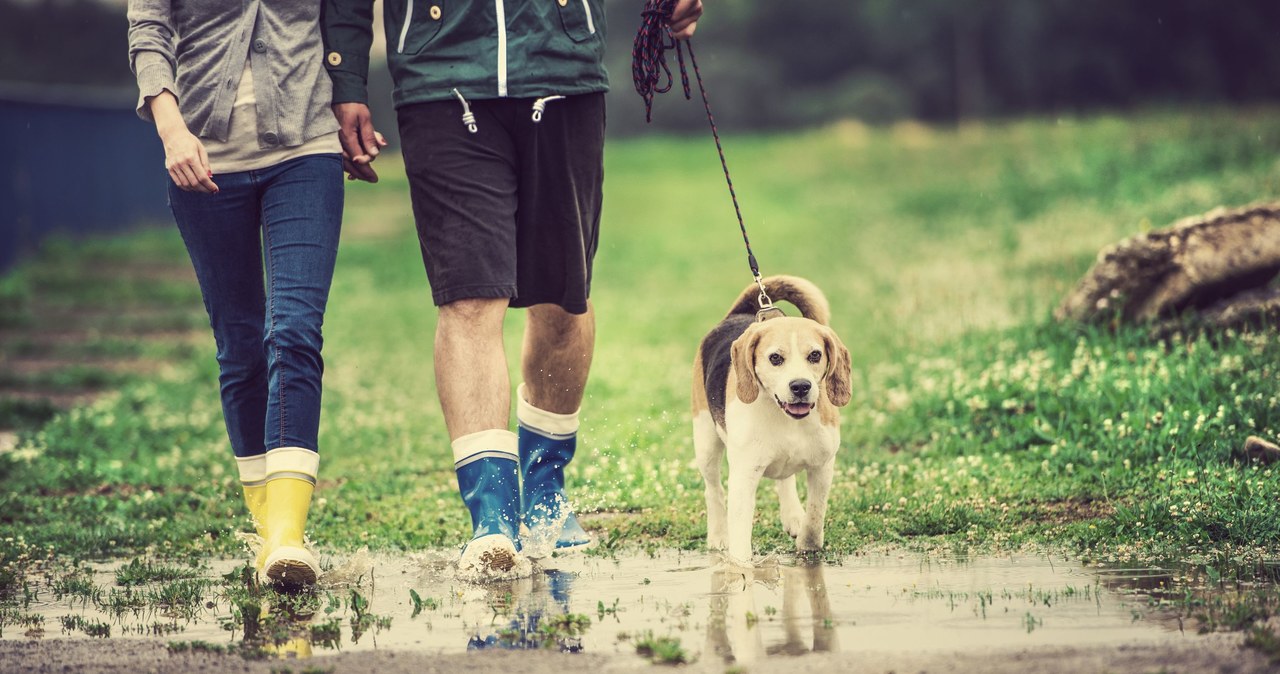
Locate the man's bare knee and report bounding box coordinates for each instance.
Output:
[439,297,508,328]
[528,302,592,332]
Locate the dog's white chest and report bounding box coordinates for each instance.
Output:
[723,401,839,479]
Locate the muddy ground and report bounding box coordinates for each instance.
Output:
[4,634,1277,673]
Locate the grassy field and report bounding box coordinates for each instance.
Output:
[3,107,1280,579]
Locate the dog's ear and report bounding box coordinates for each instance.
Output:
[731,326,762,404]
[822,327,852,407]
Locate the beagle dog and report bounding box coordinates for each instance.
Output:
[692,275,852,565]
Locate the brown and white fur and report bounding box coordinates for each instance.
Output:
[691,275,852,566]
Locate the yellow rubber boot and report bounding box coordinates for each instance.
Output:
[236,455,270,569]
[261,477,320,589]
[242,483,269,569]
[243,484,268,533]
[260,447,321,589]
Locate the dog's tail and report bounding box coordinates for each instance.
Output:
[724,275,832,326]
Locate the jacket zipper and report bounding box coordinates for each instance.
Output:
[397,0,576,96]
[397,0,415,54]
[495,0,508,96]
[580,0,595,35]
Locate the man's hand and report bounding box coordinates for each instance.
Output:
[668,0,702,40]
[333,102,387,183]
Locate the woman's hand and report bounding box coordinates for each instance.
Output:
[148,91,219,193]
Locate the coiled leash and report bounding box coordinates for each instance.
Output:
[632,0,783,322]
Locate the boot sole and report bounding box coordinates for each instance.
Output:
[479,547,516,572]
[261,546,320,590]
[460,534,521,575]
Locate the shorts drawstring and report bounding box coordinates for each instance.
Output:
[452,88,478,134]
[451,90,566,130]
[531,96,565,123]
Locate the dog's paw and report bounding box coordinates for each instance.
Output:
[706,526,728,552]
[794,547,823,561]
[781,513,805,539]
[797,526,825,552]
[710,567,750,593]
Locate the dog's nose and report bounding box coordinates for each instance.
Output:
[789,379,812,398]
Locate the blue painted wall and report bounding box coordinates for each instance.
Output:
[0,84,169,273]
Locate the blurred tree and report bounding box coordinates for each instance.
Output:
[6,0,1280,132]
[0,0,133,88]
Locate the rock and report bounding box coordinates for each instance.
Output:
[1237,435,1280,465]
[1148,285,1280,339]
[1056,202,1280,325]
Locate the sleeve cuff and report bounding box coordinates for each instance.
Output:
[133,54,175,122]
[325,54,370,105]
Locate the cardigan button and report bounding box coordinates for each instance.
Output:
[327,52,343,67]
[430,5,442,19]
[261,132,279,146]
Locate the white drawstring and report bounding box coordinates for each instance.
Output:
[531,95,565,123]
[451,88,478,134]
[451,91,565,130]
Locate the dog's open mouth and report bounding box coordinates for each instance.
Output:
[775,397,815,419]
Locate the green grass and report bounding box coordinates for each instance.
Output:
[633,630,692,665]
[2,107,1280,575]
[0,227,204,430]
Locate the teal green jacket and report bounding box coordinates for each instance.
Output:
[320,0,609,106]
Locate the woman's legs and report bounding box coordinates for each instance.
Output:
[258,154,343,452]
[169,154,343,587]
[257,154,343,588]
[168,171,272,540]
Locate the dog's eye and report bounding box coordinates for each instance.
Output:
[808,350,822,364]
[768,353,784,366]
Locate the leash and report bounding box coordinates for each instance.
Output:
[633,0,782,321]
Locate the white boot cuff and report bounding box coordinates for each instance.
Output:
[516,383,580,438]
[265,446,319,484]
[452,429,519,467]
[235,455,266,486]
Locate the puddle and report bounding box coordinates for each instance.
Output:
[16,549,1265,666]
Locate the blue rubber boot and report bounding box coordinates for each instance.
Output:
[454,430,523,576]
[517,385,592,556]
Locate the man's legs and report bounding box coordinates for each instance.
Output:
[511,91,605,555]
[518,302,595,554]
[397,94,603,569]
[521,303,594,414]
[437,297,523,574]
[436,298,511,439]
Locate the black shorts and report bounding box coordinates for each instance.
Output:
[397,92,605,315]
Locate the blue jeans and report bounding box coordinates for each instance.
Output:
[167,154,343,458]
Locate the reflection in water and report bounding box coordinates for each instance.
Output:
[706,562,838,666]
[245,576,393,659]
[257,595,316,660]
[466,569,586,652]
[43,551,1255,664]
